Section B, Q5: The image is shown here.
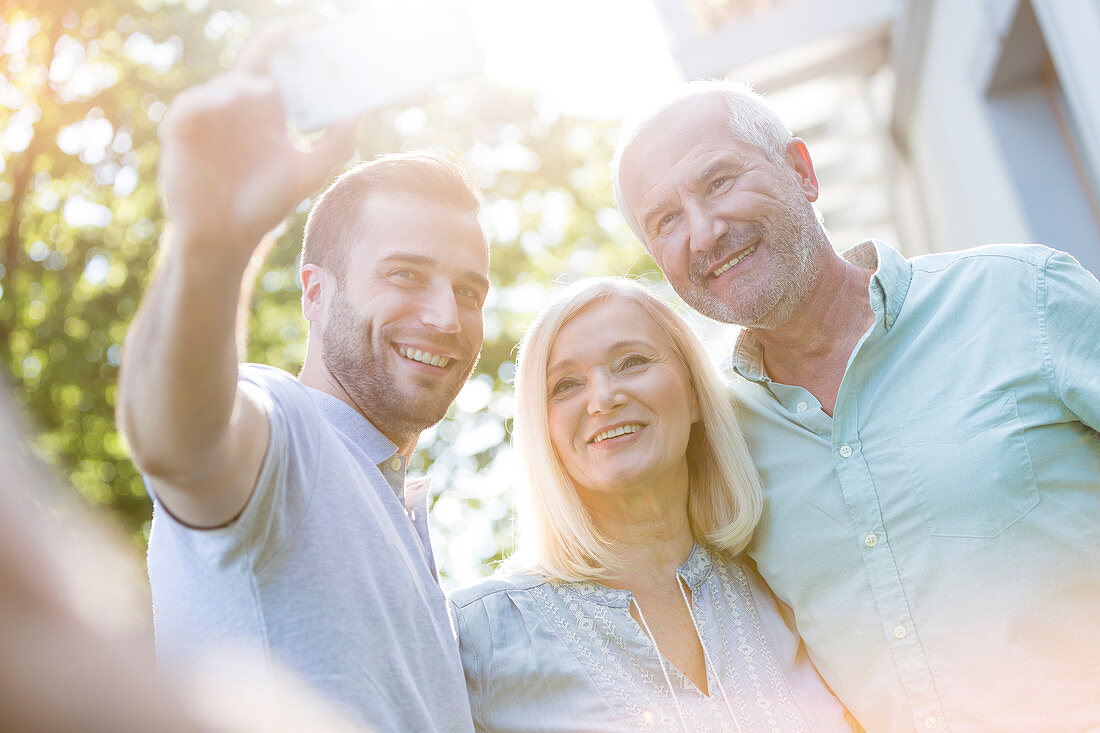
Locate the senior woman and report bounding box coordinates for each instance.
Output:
[450,278,850,732]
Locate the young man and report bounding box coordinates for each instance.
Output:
[117,28,486,732]
[612,80,1100,731]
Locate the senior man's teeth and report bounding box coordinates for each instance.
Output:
[713,244,758,277]
[398,347,451,367]
[593,424,643,443]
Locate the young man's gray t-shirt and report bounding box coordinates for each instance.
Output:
[146,364,473,732]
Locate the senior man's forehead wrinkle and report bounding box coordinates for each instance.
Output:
[634,150,732,239]
[620,96,737,228]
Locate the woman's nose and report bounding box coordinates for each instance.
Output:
[585,372,625,415]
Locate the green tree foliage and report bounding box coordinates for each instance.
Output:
[1,0,660,583]
[2,0,260,542]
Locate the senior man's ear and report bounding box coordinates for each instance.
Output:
[785,138,820,202]
[300,264,331,323]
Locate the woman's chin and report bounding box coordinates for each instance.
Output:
[574,465,678,497]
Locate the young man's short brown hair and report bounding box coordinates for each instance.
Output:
[302,152,482,278]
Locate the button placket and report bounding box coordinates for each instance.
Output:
[827,281,945,728]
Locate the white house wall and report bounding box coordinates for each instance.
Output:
[900,0,1032,253]
[896,0,1100,269]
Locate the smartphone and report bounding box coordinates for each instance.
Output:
[269,0,484,131]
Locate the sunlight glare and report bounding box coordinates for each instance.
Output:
[467,0,682,120]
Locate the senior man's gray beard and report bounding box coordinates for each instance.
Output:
[679,193,824,330]
[321,290,477,441]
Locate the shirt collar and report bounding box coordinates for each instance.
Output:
[556,544,714,608]
[843,239,912,331]
[677,543,714,589]
[729,239,912,382]
[304,386,398,465]
[305,386,429,515]
[728,328,766,383]
[404,475,433,516]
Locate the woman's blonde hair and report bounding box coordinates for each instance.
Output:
[511,277,764,582]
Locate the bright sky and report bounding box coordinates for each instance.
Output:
[466,0,684,119]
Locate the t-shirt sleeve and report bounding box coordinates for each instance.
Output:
[1039,251,1100,432]
[147,365,322,570]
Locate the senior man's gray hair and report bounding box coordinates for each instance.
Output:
[610,79,794,240]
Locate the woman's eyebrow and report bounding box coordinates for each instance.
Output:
[546,339,653,376]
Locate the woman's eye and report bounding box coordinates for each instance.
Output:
[550,379,579,397]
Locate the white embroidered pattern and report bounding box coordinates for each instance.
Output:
[526,547,809,732]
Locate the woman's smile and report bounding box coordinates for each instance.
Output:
[546,297,699,496]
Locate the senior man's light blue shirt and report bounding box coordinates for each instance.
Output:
[731,241,1100,732]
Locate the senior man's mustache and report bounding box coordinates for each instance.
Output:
[689,225,764,282]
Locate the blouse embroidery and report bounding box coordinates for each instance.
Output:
[524,546,809,732]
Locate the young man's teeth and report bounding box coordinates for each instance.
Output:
[713,244,757,277]
[398,347,450,367]
[593,424,643,443]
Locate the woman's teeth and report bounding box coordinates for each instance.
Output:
[713,244,757,277]
[593,424,643,443]
[398,347,450,367]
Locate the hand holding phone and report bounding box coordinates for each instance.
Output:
[160,16,357,258]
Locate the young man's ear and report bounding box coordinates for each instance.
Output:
[301,264,330,323]
[786,138,820,203]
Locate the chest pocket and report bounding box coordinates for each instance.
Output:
[899,390,1039,538]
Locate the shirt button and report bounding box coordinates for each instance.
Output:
[839,444,853,458]
[389,457,402,472]
[923,715,939,729]
[893,624,907,639]
[796,401,808,412]
[864,533,878,547]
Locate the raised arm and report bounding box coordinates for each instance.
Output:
[117,22,356,527]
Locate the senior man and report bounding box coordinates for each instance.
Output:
[612,80,1100,731]
[117,26,486,732]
